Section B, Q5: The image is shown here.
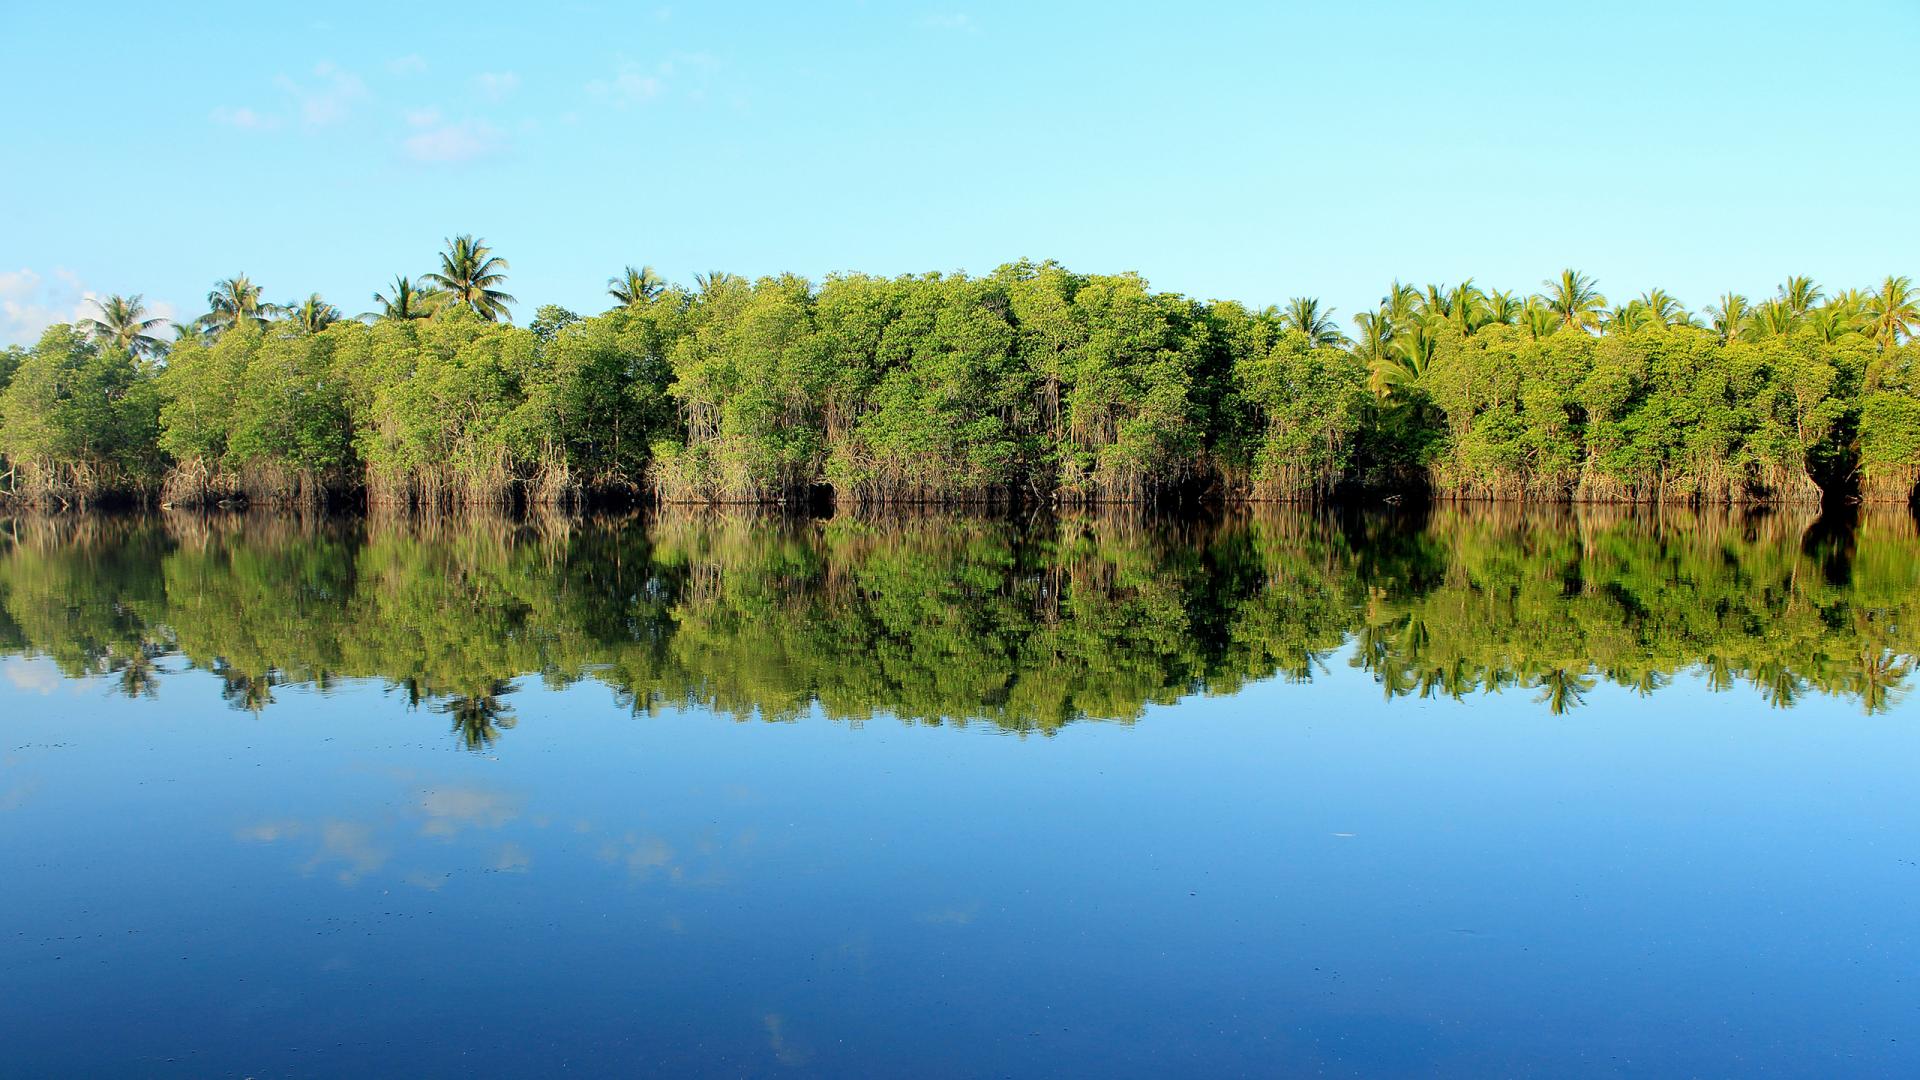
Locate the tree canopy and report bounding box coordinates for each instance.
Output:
[4,249,1919,508]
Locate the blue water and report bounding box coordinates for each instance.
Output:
[2,510,1918,1076]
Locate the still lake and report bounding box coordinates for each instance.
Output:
[2,506,1917,1077]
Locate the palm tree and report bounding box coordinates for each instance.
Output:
[1605,300,1644,334]
[423,234,516,320]
[1417,283,1454,323]
[1521,297,1559,340]
[693,270,740,295]
[285,294,342,336]
[171,321,204,346]
[1750,298,1800,338]
[1806,295,1868,345]
[608,264,665,308]
[1705,292,1750,343]
[1444,279,1487,335]
[1776,275,1823,317]
[370,274,444,320]
[1540,269,1607,332]
[77,294,166,359]
[1352,309,1396,396]
[1638,289,1687,329]
[1281,296,1345,346]
[1484,289,1523,327]
[1382,281,1421,326]
[198,275,276,335]
[1864,275,1920,349]
[1379,322,1439,394]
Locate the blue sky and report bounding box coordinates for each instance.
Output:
[3,1,1916,343]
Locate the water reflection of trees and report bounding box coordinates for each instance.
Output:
[1,503,1917,743]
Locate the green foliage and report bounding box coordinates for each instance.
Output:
[514,307,675,500]
[6,261,1920,507]
[5,507,1919,736]
[0,346,23,393]
[0,325,159,503]
[1234,329,1368,498]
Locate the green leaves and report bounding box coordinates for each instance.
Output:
[422,234,516,321]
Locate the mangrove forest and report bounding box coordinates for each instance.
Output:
[4,237,1919,509]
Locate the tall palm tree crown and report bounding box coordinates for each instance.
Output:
[1281,296,1346,347]
[78,294,167,359]
[199,275,276,335]
[1539,269,1607,331]
[286,294,342,336]
[608,265,665,308]
[371,274,445,320]
[423,234,516,321]
[1865,275,1920,348]
[1776,276,1824,317]
[1705,293,1750,343]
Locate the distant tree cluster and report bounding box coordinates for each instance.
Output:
[3,238,1917,507]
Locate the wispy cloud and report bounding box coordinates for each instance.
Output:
[275,61,369,126]
[401,118,504,164]
[587,62,664,107]
[1,268,89,346]
[210,105,280,131]
[586,53,720,108]
[212,60,370,134]
[473,71,520,102]
[387,53,428,76]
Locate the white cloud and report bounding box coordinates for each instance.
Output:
[587,63,663,107]
[2,657,64,695]
[418,785,521,836]
[0,272,183,347]
[1,268,88,346]
[274,61,369,127]
[586,53,721,108]
[473,71,520,102]
[404,106,443,128]
[401,118,504,164]
[387,53,428,76]
[210,105,280,131]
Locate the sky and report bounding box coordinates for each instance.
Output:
[3,0,1917,345]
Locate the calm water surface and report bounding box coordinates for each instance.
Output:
[3,507,1918,1076]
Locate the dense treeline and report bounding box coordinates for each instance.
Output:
[4,240,1919,507]
[2,505,1917,738]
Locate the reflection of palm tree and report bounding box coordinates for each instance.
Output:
[114,646,163,699]
[218,668,278,712]
[1754,661,1803,709]
[1845,645,1911,715]
[433,680,519,750]
[1531,667,1596,715]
